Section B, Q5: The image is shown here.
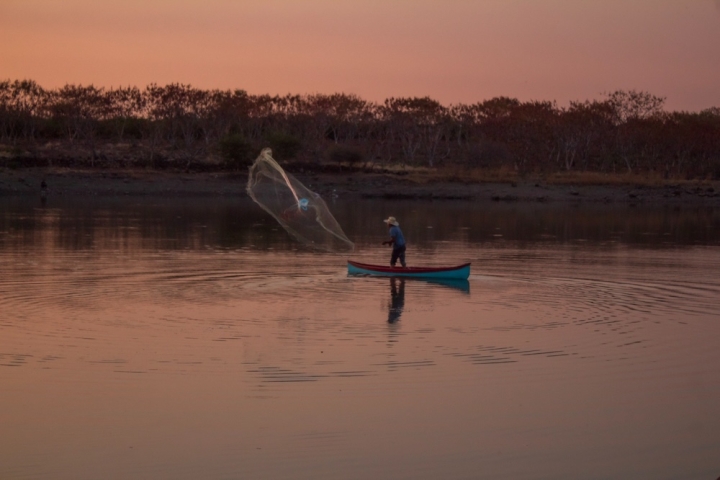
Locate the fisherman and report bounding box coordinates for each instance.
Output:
[382,216,407,267]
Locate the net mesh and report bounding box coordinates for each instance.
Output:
[246,148,354,252]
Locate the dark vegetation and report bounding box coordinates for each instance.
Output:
[1,79,719,180]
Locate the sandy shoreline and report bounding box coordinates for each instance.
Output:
[1,168,719,207]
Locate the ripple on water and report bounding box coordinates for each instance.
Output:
[2,203,720,480]
[1,247,719,386]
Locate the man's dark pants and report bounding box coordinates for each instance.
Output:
[391,245,406,267]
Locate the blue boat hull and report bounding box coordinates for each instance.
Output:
[347,261,471,280]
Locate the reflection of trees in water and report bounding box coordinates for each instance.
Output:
[2,197,719,252]
[336,201,720,249]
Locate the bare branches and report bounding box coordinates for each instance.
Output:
[0,80,718,179]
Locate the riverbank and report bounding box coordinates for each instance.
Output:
[1,167,719,206]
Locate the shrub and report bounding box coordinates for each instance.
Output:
[267,131,301,160]
[326,144,364,169]
[464,141,512,169]
[219,133,254,169]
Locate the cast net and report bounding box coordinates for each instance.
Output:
[246,148,354,252]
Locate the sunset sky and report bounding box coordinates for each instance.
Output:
[1,0,719,111]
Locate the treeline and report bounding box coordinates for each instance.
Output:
[1,79,719,178]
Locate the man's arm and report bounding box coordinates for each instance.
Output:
[382,229,396,246]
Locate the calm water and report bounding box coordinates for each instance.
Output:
[1,196,719,480]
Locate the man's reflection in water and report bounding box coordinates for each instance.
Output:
[387,277,405,324]
[387,277,405,346]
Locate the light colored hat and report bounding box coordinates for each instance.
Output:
[383,216,399,226]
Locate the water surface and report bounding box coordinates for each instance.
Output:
[1,197,719,480]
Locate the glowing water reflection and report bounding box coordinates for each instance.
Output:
[0,197,719,480]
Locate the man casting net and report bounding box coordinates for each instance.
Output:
[246,148,354,252]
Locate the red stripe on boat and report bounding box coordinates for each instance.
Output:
[347,260,470,274]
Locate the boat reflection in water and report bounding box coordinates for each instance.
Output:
[421,277,470,294]
[349,272,470,296]
[351,273,470,325]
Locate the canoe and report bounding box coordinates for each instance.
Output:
[347,260,471,280]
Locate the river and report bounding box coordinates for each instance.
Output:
[1,196,719,480]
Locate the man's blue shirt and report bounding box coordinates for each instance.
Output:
[389,225,406,247]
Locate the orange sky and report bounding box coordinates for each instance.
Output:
[1,0,719,111]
